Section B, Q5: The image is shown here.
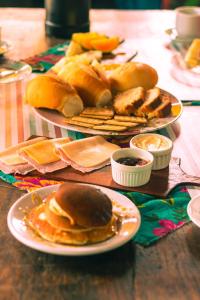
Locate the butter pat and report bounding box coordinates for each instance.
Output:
[133,135,169,151]
[130,133,173,170]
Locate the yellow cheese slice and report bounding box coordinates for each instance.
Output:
[58,136,120,168]
[19,138,71,165]
[0,137,46,166]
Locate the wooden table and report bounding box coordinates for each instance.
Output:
[0,8,200,300]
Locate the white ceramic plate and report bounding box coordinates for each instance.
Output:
[33,89,182,136]
[187,194,200,228]
[7,184,141,256]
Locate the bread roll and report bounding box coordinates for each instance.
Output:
[52,50,102,73]
[25,75,84,117]
[55,183,113,227]
[57,62,112,107]
[109,62,158,92]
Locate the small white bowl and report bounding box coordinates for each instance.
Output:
[111,148,153,187]
[130,133,173,170]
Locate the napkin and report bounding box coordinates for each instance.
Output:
[23,42,69,73]
[0,170,191,246]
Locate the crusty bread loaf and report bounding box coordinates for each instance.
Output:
[57,62,112,107]
[25,75,84,117]
[109,62,158,92]
[52,51,103,74]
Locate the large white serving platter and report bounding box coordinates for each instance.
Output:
[33,89,182,136]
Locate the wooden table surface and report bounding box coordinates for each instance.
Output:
[0,8,200,300]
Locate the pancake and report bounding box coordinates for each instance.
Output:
[26,202,116,245]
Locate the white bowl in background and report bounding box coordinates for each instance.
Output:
[111,148,153,187]
[130,133,173,170]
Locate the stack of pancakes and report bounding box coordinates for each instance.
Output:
[26,183,117,245]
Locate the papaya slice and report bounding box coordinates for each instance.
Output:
[72,32,106,50]
[91,37,120,53]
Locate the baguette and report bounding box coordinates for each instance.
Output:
[57,62,112,108]
[25,75,84,117]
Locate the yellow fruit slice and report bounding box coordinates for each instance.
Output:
[91,37,120,52]
[72,32,106,50]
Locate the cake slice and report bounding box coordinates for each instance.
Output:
[134,87,161,116]
[113,87,145,115]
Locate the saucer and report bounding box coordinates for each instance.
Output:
[187,194,200,228]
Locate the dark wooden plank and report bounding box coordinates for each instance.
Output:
[30,157,200,197]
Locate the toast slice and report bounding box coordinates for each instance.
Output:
[134,87,161,116]
[113,87,145,115]
[147,99,172,119]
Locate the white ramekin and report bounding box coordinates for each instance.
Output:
[111,148,153,187]
[130,133,173,170]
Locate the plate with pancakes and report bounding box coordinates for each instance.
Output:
[7,183,141,256]
[33,88,182,136]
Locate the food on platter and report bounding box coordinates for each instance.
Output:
[81,107,114,117]
[114,115,147,124]
[25,75,84,117]
[92,124,128,132]
[70,32,120,53]
[115,87,171,118]
[56,136,120,173]
[18,138,71,174]
[103,119,138,128]
[0,137,46,174]
[56,62,112,107]
[143,87,161,110]
[79,114,113,120]
[147,99,172,119]
[109,62,158,92]
[134,87,163,117]
[52,50,102,73]
[25,49,176,134]
[25,183,118,245]
[91,59,111,89]
[113,87,145,115]
[184,39,200,68]
[63,87,172,132]
[68,116,104,125]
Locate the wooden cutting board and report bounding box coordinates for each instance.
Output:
[31,157,200,198]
